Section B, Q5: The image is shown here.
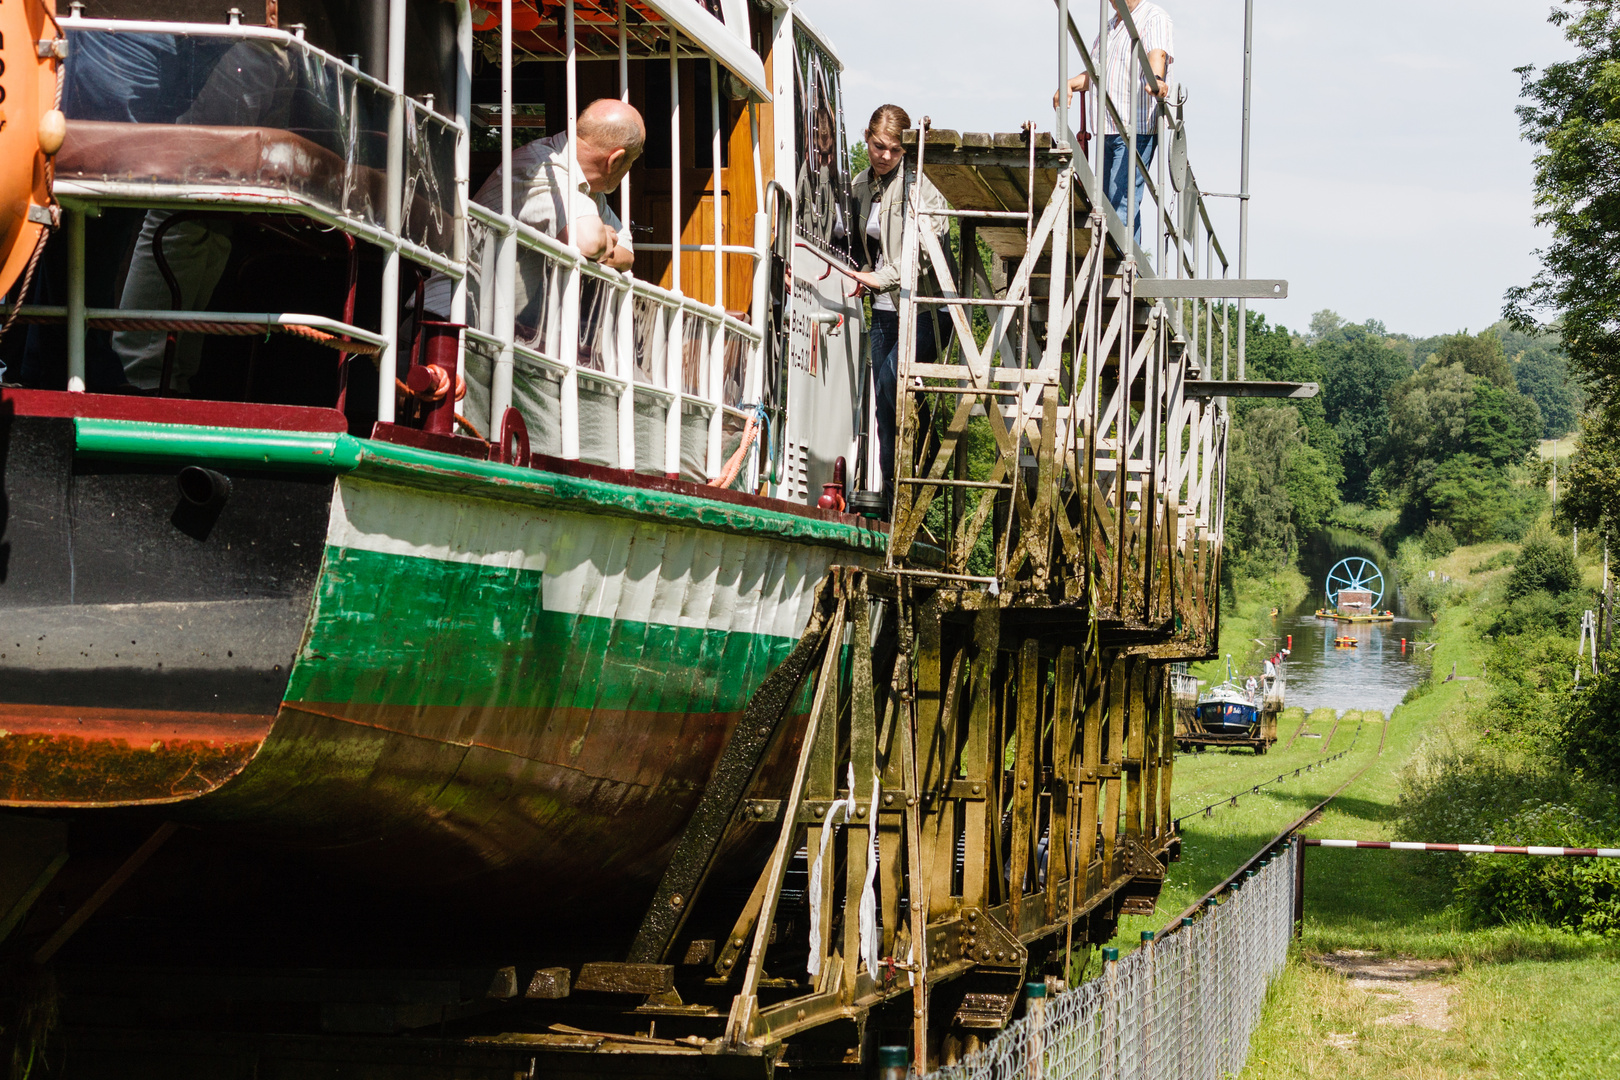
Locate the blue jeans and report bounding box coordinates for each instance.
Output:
[1103,133,1158,243]
[869,306,946,508]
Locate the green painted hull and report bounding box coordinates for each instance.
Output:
[8,418,886,923]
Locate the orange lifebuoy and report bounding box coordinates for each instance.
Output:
[0,0,62,300]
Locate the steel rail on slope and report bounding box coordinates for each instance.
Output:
[1157,715,1390,938]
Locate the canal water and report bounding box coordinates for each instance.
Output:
[1271,529,1430,717]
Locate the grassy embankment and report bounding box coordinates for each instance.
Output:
[1191,565,1307,687]
[1239,538,1620,1079]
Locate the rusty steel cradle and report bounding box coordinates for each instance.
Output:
[579,1,1312,1070]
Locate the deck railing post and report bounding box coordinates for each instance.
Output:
[375,0,408,427]
[489,0,516,427]
[559,1,581,460]
[450,0,473,405]
[706,59,725,479]
[65,208,86,392]
[665,27,684,478]
[616,285,636,469]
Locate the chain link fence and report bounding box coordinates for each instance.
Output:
[930,839,1301,1080]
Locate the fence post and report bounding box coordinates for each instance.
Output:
[879,1045,909,1080]
[1179,917,1193,1080]
[1026,980,1047,1080]
[1103,946,1119,1080]
[1140,931,1155,1079]
[1293,835,1306,938]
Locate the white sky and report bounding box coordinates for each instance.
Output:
[798,0,1572,338]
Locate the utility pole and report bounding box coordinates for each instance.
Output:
[1236,0,1254,381]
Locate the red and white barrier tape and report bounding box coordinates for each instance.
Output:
[1305,839,1620,858]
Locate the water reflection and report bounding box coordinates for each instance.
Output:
[1279,529,1429,717]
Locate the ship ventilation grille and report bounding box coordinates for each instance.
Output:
[785,440,810,501]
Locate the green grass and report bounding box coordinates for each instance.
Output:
[1099,707,1388,965]
[1328,502,1400,541]
[1230,545,1620,1078]
[1538,436,1577,462]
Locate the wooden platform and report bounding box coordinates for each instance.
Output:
[904,128,1110,263]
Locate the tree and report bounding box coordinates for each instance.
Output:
[1315,333,1410,502]
[1505,1,1620,399]
[1436,329,1515,389]
[1382,359,1476,476]
[1222,405,1339,572]
[1505,2,1620,526]
[1496,319,1582,436]
[1465,380,1543,466]
[1514,348,1579,436]
[1560,403,1620,533]
[1309,309,1345,342]
[1240,311,1342,489]
[1507,530,1583,600]
[1426,454,1514,544]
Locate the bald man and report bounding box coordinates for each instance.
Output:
[492,98,644,269]
[423,98,645,320]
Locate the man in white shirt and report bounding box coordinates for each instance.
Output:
[1059,0,1174,243]
[423,97,644,321]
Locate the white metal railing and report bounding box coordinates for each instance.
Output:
[48,3,771,489]
[49,12,466,392]
[460,0,769,484]
[54,17,464,274]
[463,204,758,478]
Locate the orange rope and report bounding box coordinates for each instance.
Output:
[709,413,760,489]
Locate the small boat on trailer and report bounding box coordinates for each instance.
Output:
[1196,677,1261,733]
[1178,654,1285,754]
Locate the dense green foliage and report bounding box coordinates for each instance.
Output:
[1506,531,1583,599]
[1502,321,1582,436]
[1212,0,1618,954]
[1399,745,1620,935]
[1505,0,1620,534]
[1315,328,1409,502]
[1390,521,1615,935]
[1221,310,1554,559]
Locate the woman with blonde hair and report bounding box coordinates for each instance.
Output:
[850,103,954,509]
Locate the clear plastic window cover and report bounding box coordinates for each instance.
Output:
[61,26,456,258]
[793,27,855,262]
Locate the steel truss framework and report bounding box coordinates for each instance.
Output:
[614,126,1236,1068]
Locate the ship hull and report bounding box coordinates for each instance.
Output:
[196,473,851,904]
[0,394,884,941]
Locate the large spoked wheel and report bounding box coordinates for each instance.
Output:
[1326,556,1384,608]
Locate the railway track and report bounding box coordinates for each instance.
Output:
[1159,714,1390,936]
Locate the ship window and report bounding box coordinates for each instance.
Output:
[792,28,854,261]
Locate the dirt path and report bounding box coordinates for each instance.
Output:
[1314,949,1457,1040]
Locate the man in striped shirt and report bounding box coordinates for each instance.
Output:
[1060,0,1175,244]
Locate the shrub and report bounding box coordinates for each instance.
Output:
[1558,647,1620,785]
[1395,743,1620,934]
[1470,549,1516,575]
[1506,531,1581,600]
[1420,520,1458,557]
[1487,588,1586,638]
[1455,798,1620,935]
